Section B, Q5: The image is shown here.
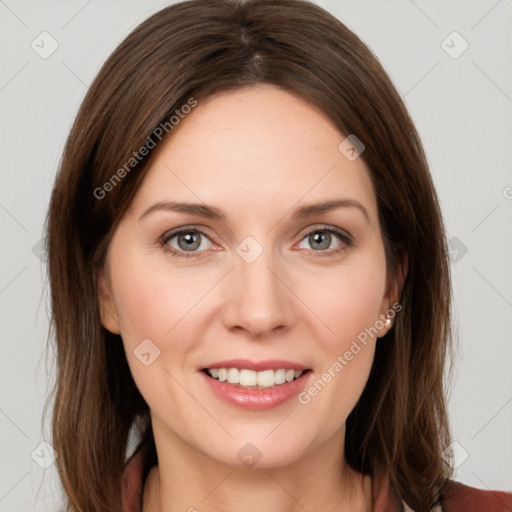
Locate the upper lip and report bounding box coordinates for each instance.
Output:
[202,359,310,371]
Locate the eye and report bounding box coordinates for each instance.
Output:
[296,226,353,257]
[160,227,213,258]
[160,225,353,259]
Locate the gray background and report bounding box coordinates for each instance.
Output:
[1,0,511,510]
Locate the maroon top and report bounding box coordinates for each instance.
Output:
[121,448,512,512]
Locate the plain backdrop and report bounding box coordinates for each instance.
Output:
[1,0,511,510]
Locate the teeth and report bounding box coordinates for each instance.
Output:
[274,369,286,385]
[258,370,274,388]
[239,369,257,386]
[206,368,305,388]
[227,368,239,384]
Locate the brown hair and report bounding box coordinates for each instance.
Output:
[45,0,453,510]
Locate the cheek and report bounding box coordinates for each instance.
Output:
[109,251,206,345]
[107,250,221,402]
[295,248,386,416]
[108,253,207,416]
[305,251,388,348]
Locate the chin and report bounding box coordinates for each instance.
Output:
[197,434,312,470]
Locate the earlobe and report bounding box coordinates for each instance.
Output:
[97,267,121,335]
[376,310,394,339]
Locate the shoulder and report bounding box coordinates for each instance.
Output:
[442,479,512,512]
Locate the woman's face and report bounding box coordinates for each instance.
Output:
[99,85,398,469]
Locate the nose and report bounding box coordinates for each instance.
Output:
[221,245,294,339]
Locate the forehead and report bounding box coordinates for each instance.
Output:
[129,85,378,223]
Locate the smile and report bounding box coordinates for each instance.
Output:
[204,368,305,388]
[200,359,312,410]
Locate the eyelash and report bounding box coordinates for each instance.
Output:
[159,225,354,260]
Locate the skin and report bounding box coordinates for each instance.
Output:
[99,85,406,512]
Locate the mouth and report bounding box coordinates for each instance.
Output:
[202,367,309,389]
[199,359,313,410]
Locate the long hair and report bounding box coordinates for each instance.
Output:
[45,1,453,510]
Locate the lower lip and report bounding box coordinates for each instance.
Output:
[201,371,311,411]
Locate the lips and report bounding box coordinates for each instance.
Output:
[200,359,312,410]
[202,358,310,372]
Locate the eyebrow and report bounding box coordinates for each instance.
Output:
[139,198,370,223]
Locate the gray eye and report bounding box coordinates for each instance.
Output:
[167,230,212,253]
[308,231,332,250]
[177,231,201,251]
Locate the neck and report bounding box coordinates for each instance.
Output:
[142,419,372,512]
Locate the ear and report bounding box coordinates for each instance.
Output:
[391,249,408,303]
[97,266,121,335]
[377,249,408,338]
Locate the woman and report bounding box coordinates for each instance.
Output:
[45,0,512,511]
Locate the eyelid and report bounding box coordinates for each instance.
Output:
[298,224,354,244]
[159,224,216,244]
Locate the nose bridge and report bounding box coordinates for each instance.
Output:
[223,236,292,336]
